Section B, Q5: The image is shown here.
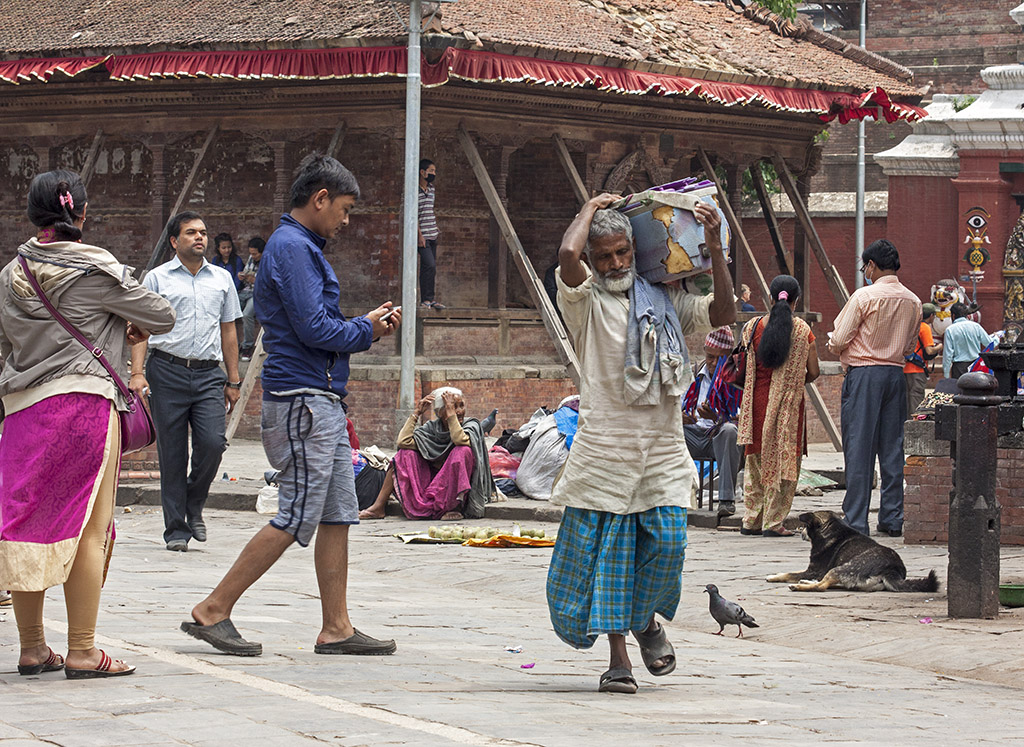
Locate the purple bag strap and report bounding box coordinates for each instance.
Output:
[17,254,132,400]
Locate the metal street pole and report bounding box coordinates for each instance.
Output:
[854,0,866,290]
[399,0,422,415]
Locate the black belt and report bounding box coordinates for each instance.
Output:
[151,349,220,370]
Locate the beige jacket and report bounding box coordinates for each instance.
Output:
[0,238,176,414]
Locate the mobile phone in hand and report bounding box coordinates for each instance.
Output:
[379,306,401,323]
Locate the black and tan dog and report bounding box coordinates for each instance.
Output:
[766,510,939,592]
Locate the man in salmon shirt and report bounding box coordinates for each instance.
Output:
[828,239,921,538]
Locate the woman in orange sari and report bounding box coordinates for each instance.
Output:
[736,275,819,536]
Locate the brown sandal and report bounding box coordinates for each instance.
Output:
[65,649,136,679]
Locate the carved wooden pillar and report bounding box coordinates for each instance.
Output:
[488,145,516,310]
[272,141,291,217]
[32,142,51,173]
[148,141,168,254]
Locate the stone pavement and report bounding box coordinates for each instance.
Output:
[2,495,1024,745]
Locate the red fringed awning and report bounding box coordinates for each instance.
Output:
[107,47,407,82]
[427,48,927,123]
[817,87,927,124]
[0,55,109,84]
[1,46,926,124]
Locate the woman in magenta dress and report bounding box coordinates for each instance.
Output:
[0,170,175,678]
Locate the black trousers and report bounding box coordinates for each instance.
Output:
[146,354,228,543]
[418,238,437,302]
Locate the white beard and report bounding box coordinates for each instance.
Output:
[593,265,636,293]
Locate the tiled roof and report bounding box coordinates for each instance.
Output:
[0,0,919,96]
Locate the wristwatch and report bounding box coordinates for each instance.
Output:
[226,381,242,389]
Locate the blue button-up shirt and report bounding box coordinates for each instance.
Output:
[942,316,993,378]
[144,256,241,361]
[256,214,373,396]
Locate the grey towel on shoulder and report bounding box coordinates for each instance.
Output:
[624,275,688,406]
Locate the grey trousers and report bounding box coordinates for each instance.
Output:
[841,366,906,535]
[684,422,743,503]
[241,296,257,349]
[905,371,928,419]
[146,354,228,544]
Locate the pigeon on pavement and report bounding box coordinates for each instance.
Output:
[704,584,759,638]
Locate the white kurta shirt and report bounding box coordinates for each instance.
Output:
[551,265,714,514]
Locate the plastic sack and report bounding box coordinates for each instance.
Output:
[488,445,522,480]
[514,414,569,501]
[256,485,279,515]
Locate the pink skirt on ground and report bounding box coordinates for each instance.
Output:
[392,446,475,519]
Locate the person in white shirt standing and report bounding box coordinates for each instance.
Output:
[130,212,242,552]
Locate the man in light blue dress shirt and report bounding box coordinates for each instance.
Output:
[130,211,242,551]
[942,302,992,379]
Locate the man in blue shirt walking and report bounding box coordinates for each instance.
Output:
[942,303,992,379]
[182,154,400,656]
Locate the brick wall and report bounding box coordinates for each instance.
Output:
[904,421,1024,545]
[863,0,1021,95]
[903,453,952,543]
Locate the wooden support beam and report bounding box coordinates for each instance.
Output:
[699,150,841,452]
[749,162,793,276]
[226,330,265,442]
[725,162,744,289]
[145,126,219,273]
[80,129,104,187]
[458,125,580,386]
[327,121,346,159]
[696,147,771,309]
[552,133,588,207]
[772,156,851,309]
[805,382,842,451]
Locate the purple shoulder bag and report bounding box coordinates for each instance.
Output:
[17,255,155,454]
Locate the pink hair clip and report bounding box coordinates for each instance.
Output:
[59,192,74,210]
[778,291,789,301]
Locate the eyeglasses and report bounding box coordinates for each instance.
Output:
[860,261,871,274]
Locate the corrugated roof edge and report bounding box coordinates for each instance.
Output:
[737,2,916,85]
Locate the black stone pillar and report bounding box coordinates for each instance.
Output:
[947,372,1002,619]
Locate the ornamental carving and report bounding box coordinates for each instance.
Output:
[1004,210,1024,271]
[1006,278,1024,322]
[603,147,670,193]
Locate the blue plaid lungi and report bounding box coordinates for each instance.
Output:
[546,505,687,650]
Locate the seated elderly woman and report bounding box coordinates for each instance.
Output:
[358,387,493,521]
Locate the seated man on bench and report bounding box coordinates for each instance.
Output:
[682,328,743,517]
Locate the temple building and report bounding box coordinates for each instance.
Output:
[0,0,923,448]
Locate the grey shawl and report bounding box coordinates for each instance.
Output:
[412,416,494,519]
[624,274,688,406]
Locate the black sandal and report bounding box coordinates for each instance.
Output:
[18,647,64,675]
[632,622,676,676]
[599,666,638,694]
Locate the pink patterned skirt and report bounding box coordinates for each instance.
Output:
[0,392,117,591]
[392,446,475,520]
